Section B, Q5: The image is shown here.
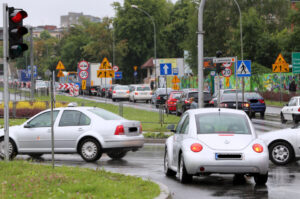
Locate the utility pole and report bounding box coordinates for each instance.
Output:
[197,0,206,108]
[30,27,35,100]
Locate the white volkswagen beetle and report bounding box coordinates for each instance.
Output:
[0,106,144,162]
[164,108,269,185]
[259,125,300,165]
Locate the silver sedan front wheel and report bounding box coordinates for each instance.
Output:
[269,142,293,165]
[80,138,102,162]
[0,138,17,160]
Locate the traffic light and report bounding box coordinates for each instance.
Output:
[216,50,225,74]
[8,7,28,59]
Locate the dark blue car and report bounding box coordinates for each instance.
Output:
[245,92,266,118]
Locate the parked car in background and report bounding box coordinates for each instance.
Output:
[0,106,144,162]
[112,85,130,101]
[165,91,183,114]
[280,96,300,124]
[245,92,266,118]
[220,93,252,117]
[107,84,119,98]
[164,108,269,185]
[209,89,241,107]
[97,85,110,97]
[151,88,173,108]
[176,89,212,116]
[129,84,152,103]
[259,124,300,165]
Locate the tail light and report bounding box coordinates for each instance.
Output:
[102,88,105,91]
[126,90,130,94]
[298,108,300,112]
[139,124,143,134]
[109,88,112,92]
[150,91,153,95]
[184,100,190,104]
[243,103,250,108]
[113,91,116,94]
[114,125,125,135]
[220,103,228,108]
[252,144,263,153]
[258,99,265,104]
[209,100,214,105]
[157,96,161,100]
[191,143,203,152]
[135,92,138,95]
[168,99,176,105]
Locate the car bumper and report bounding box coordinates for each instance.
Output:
[167,105,176,111]
[182,149,269,175]
[112,94,129,99]
[134,95,152,100]
[103,135,145,149]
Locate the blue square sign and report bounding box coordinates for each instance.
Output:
[236,60,251,77]
[160,63,172,75]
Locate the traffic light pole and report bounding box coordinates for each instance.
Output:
[3,3,10,161]
[30,27,35,100]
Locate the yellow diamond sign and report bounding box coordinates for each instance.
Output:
[56,61,65,70]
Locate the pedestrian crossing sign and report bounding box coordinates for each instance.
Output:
[236,60,251,77]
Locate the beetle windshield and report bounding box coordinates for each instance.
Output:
[195,112,251,134]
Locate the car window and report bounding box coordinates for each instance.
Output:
[27,111,59,128]
[137,86,151,91]
[176,114,187,134]
[288,98,297,106]
[88,108,124,120]
[195,112,250,134]
[59,110,91,126]
[114,86,129,90]
[180,116,189,134]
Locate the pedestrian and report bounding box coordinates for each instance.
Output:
[289,80,297,94]
[190,97,198,109]
[150,81,154,90]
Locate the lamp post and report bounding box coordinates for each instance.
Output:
[131,5,157,88]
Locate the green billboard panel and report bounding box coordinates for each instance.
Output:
[292,52,300,74]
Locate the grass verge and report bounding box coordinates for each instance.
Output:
[0,161,160,199]
[265,100,286,107]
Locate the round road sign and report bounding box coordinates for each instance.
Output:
[79,70,89,79]
[222,68,232,77]
[222,62,233,68]
[113,65,119,72]
[78,60,89,71]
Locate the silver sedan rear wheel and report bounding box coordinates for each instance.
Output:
[270,142,293,165]
[80,138,102,162]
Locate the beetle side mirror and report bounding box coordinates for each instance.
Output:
[24,124,32,128]
[167,124,175,132]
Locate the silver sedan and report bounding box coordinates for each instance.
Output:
[164,108,269,185]
[0,106,144,162]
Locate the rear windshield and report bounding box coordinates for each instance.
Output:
[137,86,151,91]
[195,112,250,134]
[88,108,124,120]
[245,93,263,99]
[114,86,129,90]
[171,93,182,99]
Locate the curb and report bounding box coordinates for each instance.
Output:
[153,180,172,199]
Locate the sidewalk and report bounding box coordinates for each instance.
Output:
[265,106,281,117]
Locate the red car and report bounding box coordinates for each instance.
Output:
[165,91,183,114]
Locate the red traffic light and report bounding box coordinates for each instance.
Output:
[10,10,27,23]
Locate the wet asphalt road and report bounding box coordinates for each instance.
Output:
[17,121,300,199]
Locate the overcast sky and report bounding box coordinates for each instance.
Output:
[0,0,177,27]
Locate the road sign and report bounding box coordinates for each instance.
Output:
[97,70,115,78]
[222,62,232,68]
[160,63,172,75]
[172,75,180,83]
[236,60,251,77]
[221,68,232,77]
[115,72,122,79]
[172,83,180,90]
[134,71,138,76]
[134,66,138,71]
[210,71,216,76]
[79,70,88,79]
[78,60,89,71]
[82,80,86,90]
[99,57,112,69]
[292,52,300,74]
[57,70,64,77]
[27,65,37,77]
[213,57,236,64]
[272,53,289,73]
[113,65,119,72]
[173,68,179,75]
[56,61,65,70]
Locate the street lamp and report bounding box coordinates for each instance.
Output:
[131,4,157,88]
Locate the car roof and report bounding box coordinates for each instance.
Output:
[186,108,248,116]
